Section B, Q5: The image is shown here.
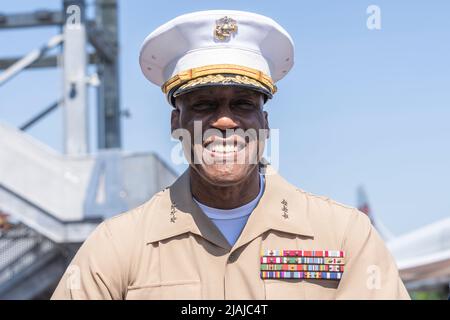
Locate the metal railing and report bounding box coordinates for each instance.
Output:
[0,223,64,298]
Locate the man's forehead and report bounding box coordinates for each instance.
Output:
[181,87,263,100]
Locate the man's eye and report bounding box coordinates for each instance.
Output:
[233,101,257,110]
[191,101,215,111]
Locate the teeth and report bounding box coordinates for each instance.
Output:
[207,144,238,153]
[204,139,246,153]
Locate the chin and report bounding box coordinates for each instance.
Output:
[188,139,263,186]
[192,163,255,187]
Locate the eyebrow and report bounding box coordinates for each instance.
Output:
[232,93,260,99]
[231,88,261,96]
[189,94,216,100]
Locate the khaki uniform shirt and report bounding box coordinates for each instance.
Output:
[52,169,410,300]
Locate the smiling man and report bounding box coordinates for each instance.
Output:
[52,10,410,300]
[175,86,267,208]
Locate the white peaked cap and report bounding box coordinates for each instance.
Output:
[139,10,295,104]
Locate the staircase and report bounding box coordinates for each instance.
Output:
[0,121,177,299]
[0,223,79,299]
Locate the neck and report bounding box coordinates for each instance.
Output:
[190,166,261,209]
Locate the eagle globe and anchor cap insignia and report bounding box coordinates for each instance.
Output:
[214,16,238,41]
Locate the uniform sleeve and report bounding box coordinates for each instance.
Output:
[336,210,410,300]
[51,221,126,300]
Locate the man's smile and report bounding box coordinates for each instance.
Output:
[202,135,247,159]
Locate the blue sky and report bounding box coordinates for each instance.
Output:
[1,0,449,235]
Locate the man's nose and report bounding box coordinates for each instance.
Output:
[212,116,239,131]
[211,106,239,130]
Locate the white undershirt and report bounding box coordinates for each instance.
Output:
[193,174,265,246]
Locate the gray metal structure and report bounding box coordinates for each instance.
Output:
[0,0,121,151]
[0,1,178,299]
[95,0,122,149]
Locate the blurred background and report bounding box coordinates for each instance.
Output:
[0,0,449,299]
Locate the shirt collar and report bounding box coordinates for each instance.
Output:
[146,166,314,250]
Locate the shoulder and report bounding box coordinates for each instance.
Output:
[102,189,167,233]
[294,185,372,246]
[85,189,168,253]
[298,187,364,221]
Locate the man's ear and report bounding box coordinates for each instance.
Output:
[263,110,270,139]
[171,108,180,135]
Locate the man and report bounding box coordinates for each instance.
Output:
[52,10,410,299]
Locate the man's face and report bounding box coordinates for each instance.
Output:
[172,86,269,186]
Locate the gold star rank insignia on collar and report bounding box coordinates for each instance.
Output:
[281,199,289,219]
[170,202,177,223]
[260,249,345,280]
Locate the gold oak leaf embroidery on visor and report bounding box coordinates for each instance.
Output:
[176,74,273,94]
